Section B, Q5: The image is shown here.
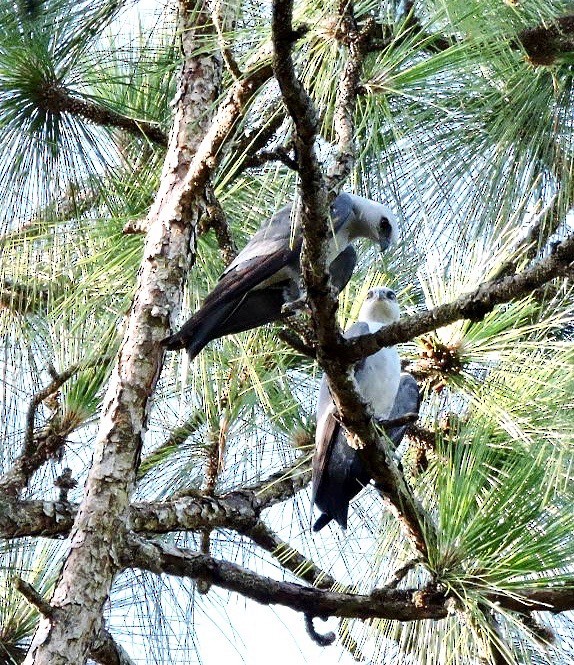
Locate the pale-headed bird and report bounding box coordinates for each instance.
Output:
[162,194,398,360]
[312,287,420,531]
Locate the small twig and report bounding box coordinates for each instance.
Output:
[385,558,422,589]
[408,424,437,449]
[246,146,299,171]
[211,0,242,81]
[0,357,111,496]
[0,362,87,496]
[12,576,54,617]
[201,186,238,265]
[247,453,312,512]
[277,328,316,358]
[197,529,213,594]
[226,100,286,182]
[37,82,167,146]
[23,362,83,454]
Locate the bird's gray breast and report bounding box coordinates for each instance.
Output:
[355,347,401,419]
[344,322,400,419]
[345,321,401,418]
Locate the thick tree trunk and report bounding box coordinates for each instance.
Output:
[23,3,221,663]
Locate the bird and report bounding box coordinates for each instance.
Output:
[311,286,420,531]
[161,193,398,360]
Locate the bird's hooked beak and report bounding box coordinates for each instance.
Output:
[378,219,394,252]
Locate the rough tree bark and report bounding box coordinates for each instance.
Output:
[22,3,222,663]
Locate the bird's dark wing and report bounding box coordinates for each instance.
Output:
[329,245,357,294]
[384,374,421,444]
[211,245,358,340]
[222,193,353,275]
[330,193,354,235]
[162,240,301,357]
[311,364,369,532]
[312,412,370,531]
[312,373,420,532]
[162,193,357,358]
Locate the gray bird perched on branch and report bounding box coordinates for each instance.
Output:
[312,287,420,531]
[162,193,398,360]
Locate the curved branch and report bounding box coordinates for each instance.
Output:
[124,535,450,621]
[326,7,372,189]
[342,233,574,363]
[125,536,574,623]
[241,520,336,589]
[271,0,429,556]
[0,362,84,496]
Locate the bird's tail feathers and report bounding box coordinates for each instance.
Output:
[313,513,335,532]
[161,300,239,359]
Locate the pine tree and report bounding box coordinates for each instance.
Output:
[0,1,573,663]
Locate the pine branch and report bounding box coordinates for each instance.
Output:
[326,5,372,190]
[225,99,286,181]
[162,62,273,222]
[277,328,316,358]
[241,520,337,589]
[200,186,238,265]
[0,456,312,539]
[271,0,429,556]
[124,535,574,622]
[124,534,450,621]
[0,362,84,496]
[37,82,168,147]
[271,0,343,355]
[22,4,225,662]
[245,145,299,171]
[342,233,574,363]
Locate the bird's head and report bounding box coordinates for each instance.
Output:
[347,194,399,252]
[358,287,400,325]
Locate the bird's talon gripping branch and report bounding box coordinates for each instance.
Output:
[281,296,310,316]
[375,412,420,429]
